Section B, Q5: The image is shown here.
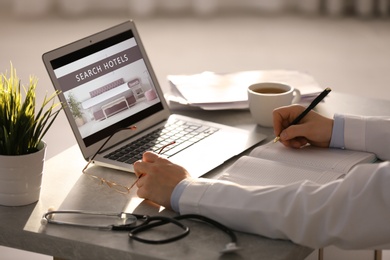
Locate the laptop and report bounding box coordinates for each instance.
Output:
[42,20,266,178]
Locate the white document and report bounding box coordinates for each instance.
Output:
[167,70,324,110]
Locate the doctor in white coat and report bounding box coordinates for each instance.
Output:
[133,104,390,249]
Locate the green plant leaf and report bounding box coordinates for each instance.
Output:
[0,63,62,155]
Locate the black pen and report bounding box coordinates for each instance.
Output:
[274,87,332,143]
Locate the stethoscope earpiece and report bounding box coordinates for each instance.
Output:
[41,207,57,225]
[40,217,48,225]
[220,242,241,254]
[47,207,56,219]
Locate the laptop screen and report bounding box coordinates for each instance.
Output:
[49,29,164,147]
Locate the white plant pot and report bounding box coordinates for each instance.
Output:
[0,141,46,206]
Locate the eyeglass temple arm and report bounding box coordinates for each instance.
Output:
[158,141,176,155]
[86,125,137,165]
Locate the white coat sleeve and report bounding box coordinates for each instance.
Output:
[178,115,390,249]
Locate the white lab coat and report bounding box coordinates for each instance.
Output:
[178,115,390,249]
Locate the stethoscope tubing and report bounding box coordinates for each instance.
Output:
[127,214,237,245]
[175,214,238,244]
[128,216,190,244]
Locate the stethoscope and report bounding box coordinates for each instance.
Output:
[41,209,241,253]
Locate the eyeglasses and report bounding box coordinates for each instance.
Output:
[82,126,175,194]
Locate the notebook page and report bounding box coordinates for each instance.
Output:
[218,156,343,186]
[249,142,376,174]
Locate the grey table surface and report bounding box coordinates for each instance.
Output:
[0,92,389,260]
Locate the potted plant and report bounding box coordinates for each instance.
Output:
[67,91,84,126]
[0,63,62,206]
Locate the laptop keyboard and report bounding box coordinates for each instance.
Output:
[104,119,219,165]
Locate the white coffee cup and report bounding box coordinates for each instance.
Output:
[247,82,301,127]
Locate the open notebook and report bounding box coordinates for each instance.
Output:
[219,142,377,186]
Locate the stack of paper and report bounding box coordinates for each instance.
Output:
[165,70,324,110]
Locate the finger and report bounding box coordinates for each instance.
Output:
[273,105,305,136]
[133,161,148,178]
[136,185,147,199]
[136,176,152,200]
[279,123,311,142]
[272,106,291,136]
[135,174,144,188]
[280,137,308,149]
[142,151,159,162]
[289,137,308,148]
[272,110,284,137]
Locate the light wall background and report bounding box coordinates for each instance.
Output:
[1,1,390,259]
[1,0,389,18]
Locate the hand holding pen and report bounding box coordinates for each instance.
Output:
[272,88,333,149]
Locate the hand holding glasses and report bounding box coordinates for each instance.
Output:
[82,125,176,194]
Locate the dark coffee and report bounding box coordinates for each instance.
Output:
[253,87,287,94]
